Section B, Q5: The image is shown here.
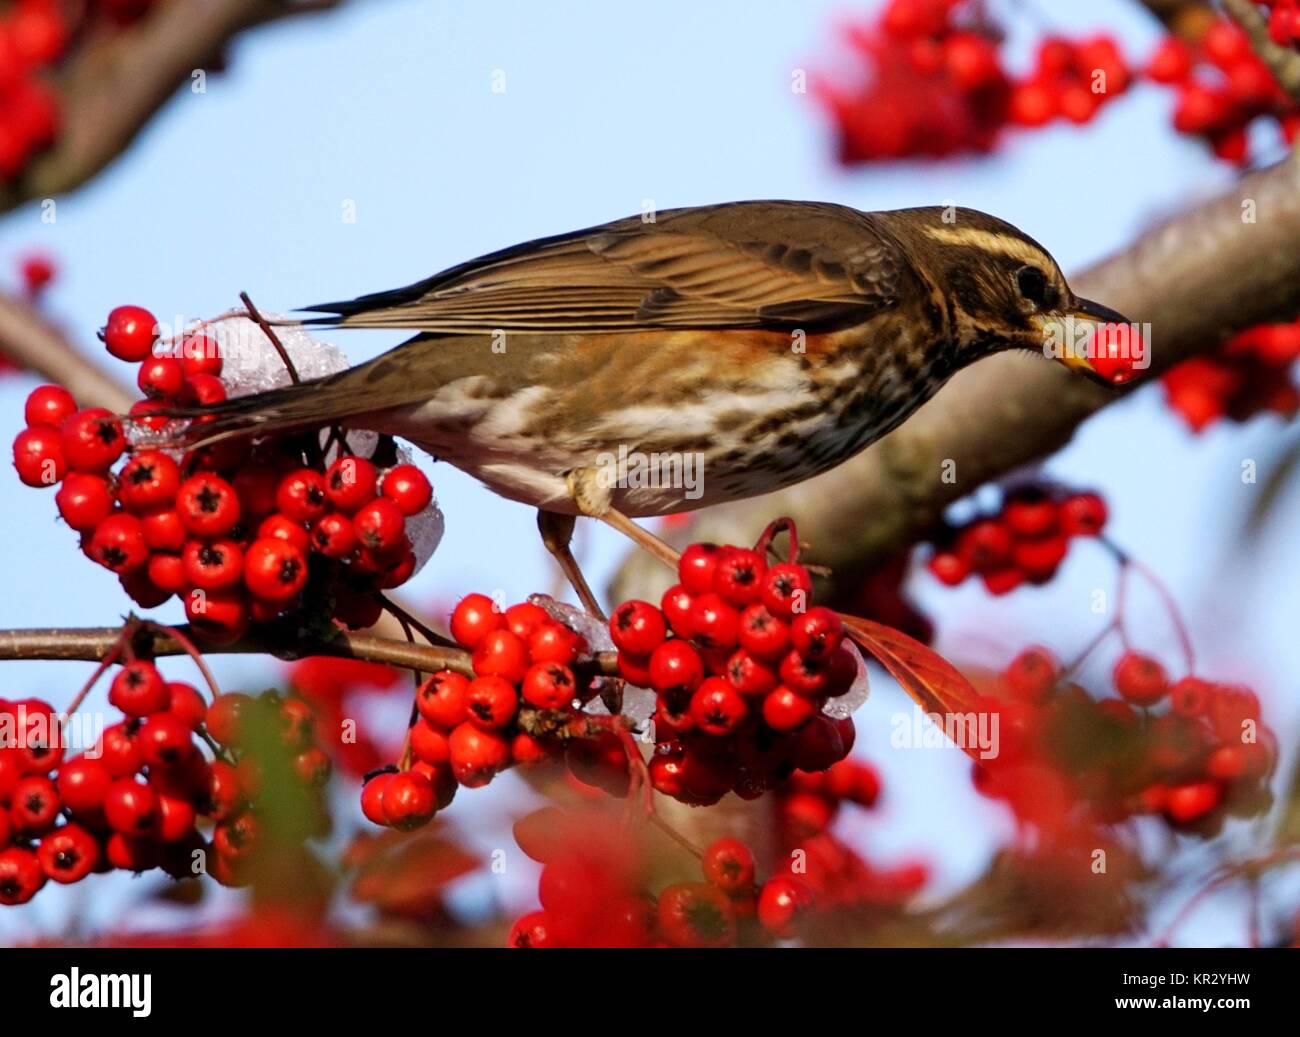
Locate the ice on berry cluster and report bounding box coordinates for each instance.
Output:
[198,314,350,397]
[823,641,870,720]
[198,314,445,572]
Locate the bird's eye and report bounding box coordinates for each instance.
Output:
[1015,266,1052,307]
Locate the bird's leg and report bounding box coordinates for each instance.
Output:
[536,510,606,620]
[564,467,682,572]
[600,509,681,571]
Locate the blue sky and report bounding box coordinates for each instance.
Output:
[2,0,1297,943]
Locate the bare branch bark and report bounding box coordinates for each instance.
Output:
[611,153,1300,603]
[0,624,621,680]
[0,292,135,410]
[0,0,348,215]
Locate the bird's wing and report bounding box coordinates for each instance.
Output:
[305,201,911,333]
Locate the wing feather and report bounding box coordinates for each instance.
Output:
[305,201,910,333]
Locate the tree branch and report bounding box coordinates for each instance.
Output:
[1221,0,1300,102]
[0,292,135,410]
[0,0,349,215]
[611,153,1300,602]
[0,624,621,681]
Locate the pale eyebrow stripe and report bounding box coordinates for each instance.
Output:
[919,225,1047,265]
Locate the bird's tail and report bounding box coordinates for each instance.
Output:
[155,335,439,450]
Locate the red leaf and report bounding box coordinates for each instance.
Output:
[839,613,985,758]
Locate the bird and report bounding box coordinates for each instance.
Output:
[178,201,1127,595]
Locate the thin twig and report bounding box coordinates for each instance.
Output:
[240,291,301,384]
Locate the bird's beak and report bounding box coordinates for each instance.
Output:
[1035,296,1139,387]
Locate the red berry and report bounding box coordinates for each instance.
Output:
[1113,651,1168,706]
[448,722,510,787]
[528,621,585,666]
[310,512,357,558]
[609,599,667,655]
[100,305,158,362]
[504,601,549,640]
[660,584,695,638]
[37,824,99,884]
[381,463,432,515]
[689,593,741,650]
[958,519,1013,572]
[276,469,329,523]
[713,548,767,607]
[118,451,181,512]
[521,662,576,710]
[761,562,813,619]
[176,473,241,537]
[108,661,170,717]
[180,334,222,377]
[12,424,66,486]
[789,606,843,661]
[648,640,705,697]
[54,472,113,531]
[678,542,724,595]
[1005,646,1059,702]
[352,497,405,552]
[24,385,76,428]
[702,837,755,894]
[360,771,397,826]
[136,355,186,399]
[416,670,471,728]
[763,686,815,732]
[689,677,748,735]
[89,513,149,573]
[508,910,557,948]
[137,713,196,768]
[1059,492,1107,536]
[324,456,378,512]
[927,550,969,586]
[382,771,437,830]
[60,408,125,473]
[141,508,186,552]
[0,847,45,905]
[778,650,830,697]
[243,537,308,601]
[472,628,530,684]
[56,757,112,814]
[1164,780,1222,824]
[103,777,158,834]
[146,553,185,594]
[466,675,519,730]
[1170,676,1212,717]
[657,882,736,948]
[11,775,60,833]
[166,681,207,730]
[257,513,311,554]
[1003,489,1058,538]
[450,593,503,648]
[757,876,814,938]
[184,587,249,644]
[1147,36,1193,84]
[724,649,778,698]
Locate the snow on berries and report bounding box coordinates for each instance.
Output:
[10,305,443,643]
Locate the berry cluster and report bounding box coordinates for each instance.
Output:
[616,540,863,805]
[815,0,1011,162]
[926,485,1108,594]
[359,596,601,831]
[0,0,63,181]
[1007,35,1131,129]
[507,806,820,947]
[0,663,331,906]
[11,305,435,643]
[1266,0,1300,46]
[1162,319,1300,432]
[1147,17,1299,164]
[976,647,1276,836]
[771,760,926,915]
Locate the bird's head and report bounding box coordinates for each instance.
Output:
[888,207,1137,386]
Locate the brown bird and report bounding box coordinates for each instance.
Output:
[183,201,1126,595]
